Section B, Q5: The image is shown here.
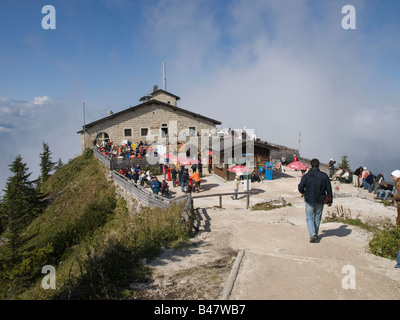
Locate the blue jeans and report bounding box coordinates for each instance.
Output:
[364,182,372,193]
[377,190,392,200]
[233,189,238,199]
[396,248,400,268]
[181,181,187,192]
[305,202,324,238]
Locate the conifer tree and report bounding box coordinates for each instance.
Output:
[0,155,44,262]
[339,155,351,171]
[0,198,4,235]
[39,142,56,184]
[55,157,64,171]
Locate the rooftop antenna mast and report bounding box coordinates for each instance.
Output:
[83,102,86,151]
[163,62,166,91]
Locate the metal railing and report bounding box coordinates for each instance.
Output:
[93,148,151,170]
[192,191,257,209]
[95,148,256,223]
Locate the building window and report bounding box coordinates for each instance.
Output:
[161,123,168,137]
[124,128,132,137]
[161,127,168,136]
[141,128,148,136]
[189,127,196,136]
[95,132,110,144]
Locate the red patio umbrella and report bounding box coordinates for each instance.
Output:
[287,161,309,171]
[178,157,199,165]
[228,165,252,173]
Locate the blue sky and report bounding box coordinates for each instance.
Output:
[1,0,399,193]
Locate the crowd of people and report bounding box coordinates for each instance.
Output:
[327,159,400,227]
[328,162,396,201]
[94,137,209,196]
[116,161,204,197]
[94,139,151,159]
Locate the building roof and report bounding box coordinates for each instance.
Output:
[212,137,281,152]
[139,89,181,102]
[77,99,222,134]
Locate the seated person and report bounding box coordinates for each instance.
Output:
[125,166,132,179]
[139,171,146,186]
[150,176,161,194]
[251,170,261,183]
[131,170,139,184]
[160,180,169,196]
[373,173,385,193]
[339,170,350,183]
[332,168,344,181]
[376,187,395,201]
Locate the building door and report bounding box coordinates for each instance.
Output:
[96,132,110,145]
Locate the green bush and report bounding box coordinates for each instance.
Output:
[0,244,53,298]
[48,196,116,260]
[325,206,400,261]
[251,199,291,211]
[54,239,147,300]
[369,226,400,260]
[50,201,192,300]
[1,150,193,300]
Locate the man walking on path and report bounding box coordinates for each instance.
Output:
[298,158,333,243]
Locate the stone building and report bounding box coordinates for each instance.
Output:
[77,86,222,152]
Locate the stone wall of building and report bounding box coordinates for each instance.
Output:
[81,102,218,152]
[151,91,177,106]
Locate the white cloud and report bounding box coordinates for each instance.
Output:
[0,126,12,132]
[0,94,82,197]
[33,95,50,105]
[158,0,399,176]
[0,96,53,119]
[0,106,11,114]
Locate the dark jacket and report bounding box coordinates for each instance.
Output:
[150,179,161,193]
[298,167,333,205]
[171,168,177,179]
[354,167,362,176]
[365,174,375,184]
[181,172,189,184]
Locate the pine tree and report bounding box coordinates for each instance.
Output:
[0,155,44,262]
[39,142,56,184]
[55,157,64,171]
[0,197,4,235]
[339,155,350,171]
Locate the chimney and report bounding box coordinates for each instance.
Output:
[153,85,158,93]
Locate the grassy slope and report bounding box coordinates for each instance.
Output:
[5,151,191,300]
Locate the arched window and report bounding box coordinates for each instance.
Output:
[95,132,110,144]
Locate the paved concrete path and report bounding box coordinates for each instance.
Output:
[184,169,400,300]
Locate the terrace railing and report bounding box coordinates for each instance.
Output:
[112,171,192,221]
[93,148,153,170]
